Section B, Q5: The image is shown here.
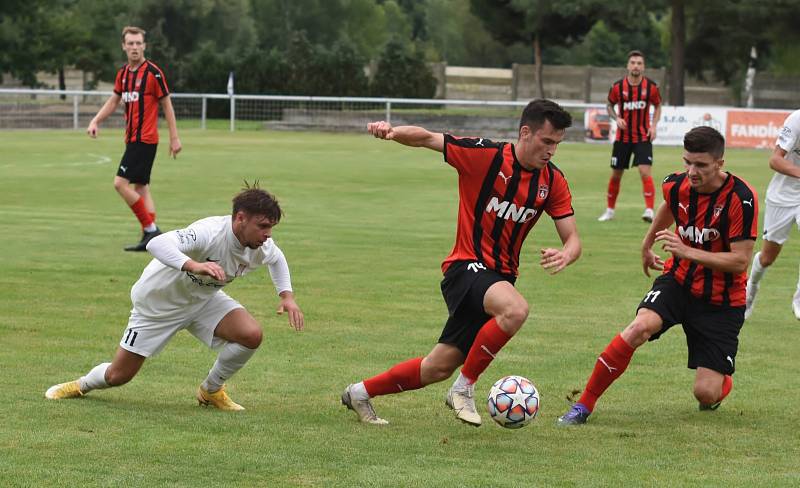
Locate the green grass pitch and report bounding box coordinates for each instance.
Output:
[1,128,798,486]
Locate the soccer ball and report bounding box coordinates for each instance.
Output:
[487,375,540,429]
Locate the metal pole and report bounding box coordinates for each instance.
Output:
[73,95,79,130]
[230,96,235,132]
[201,96,207,130]
[385,101,391,124]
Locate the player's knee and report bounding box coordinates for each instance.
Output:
[693,384,719,405]
[112,178,127,193]
[624,320,655,346]
[500,301,529,332]
[238,327,263,349]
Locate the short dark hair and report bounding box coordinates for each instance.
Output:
[232,185,282,222]
[684,126,725,159]
[627,50,644,61]
[518,99,572,132]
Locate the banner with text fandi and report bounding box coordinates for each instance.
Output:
[652,107,727,146]
[726,110,791,149]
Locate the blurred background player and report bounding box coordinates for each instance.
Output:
[45,187,304,410]
[745,108,800,320]
[87,26,182,251]
[342,99,581,426]
[598,50,662,223]
[559,127,757,425]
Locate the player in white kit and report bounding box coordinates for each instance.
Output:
[746,109,800,320]
[45,187,304,410]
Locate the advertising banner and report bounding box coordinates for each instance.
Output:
[652,107,727,146]
[726,110,791,149]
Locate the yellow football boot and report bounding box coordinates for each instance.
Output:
[45,380,83,400]
[196,385,245,411]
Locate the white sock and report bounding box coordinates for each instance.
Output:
[350,382,369,401]
[202,343,257,393]
[749,252,767,286]
[79,362,111,392]
[144,223,158,232]
[453,372,473,389]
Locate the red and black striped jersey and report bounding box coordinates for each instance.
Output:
[608,77,661,143]
[441,134,574,277]
[113,60,170,144]
[661,172,758,307]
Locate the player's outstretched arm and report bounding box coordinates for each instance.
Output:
[87,93,121,138]
[540,216,581,275]
[366,121,444,152]
[641,202,673,276]
[159,96,182,158]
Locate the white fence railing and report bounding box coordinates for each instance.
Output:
[0,88,603,139]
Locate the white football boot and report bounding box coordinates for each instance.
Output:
[445,384,482,426]
[597,208,615,222]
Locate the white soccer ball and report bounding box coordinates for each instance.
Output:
[487,375,540,429]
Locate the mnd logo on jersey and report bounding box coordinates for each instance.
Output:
[678,225,720,244]
[623,100,647,110]
[485,196,537,223]
[121,91,140,103]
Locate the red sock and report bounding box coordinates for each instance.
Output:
[149,212,156,224]
[578,334,635,412]
[607,178,621,209]
[363,357,423,397]
[129,197,154,229]
[642,175,655,209]
[718,375,733,403]
[461,318,511,383]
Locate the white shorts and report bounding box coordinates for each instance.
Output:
[119,291,243,357]
[762,203,800,245]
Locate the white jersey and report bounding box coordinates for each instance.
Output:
[766,109,800,207]
[130,215,292,318]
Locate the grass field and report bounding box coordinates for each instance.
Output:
[1,128,798,487]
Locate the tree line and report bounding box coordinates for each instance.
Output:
[2,0,799,104]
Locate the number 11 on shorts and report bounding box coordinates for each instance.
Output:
[644,290,661,303]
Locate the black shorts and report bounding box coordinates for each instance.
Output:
[117,142,158,184]
[610,141,653,170]
[637,274,744,375]
[438,260,517,355]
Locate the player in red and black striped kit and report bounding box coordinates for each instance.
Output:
[341,100,582,426]
[559,127,757,425]
[87,26,182,251]
[598,50,662,223]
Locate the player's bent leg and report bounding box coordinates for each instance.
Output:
[483,281,529,336]
[342,353,435,425]
[197,309,261,411]
[105,347,147,386]
[113,175,139,205]
[46,348,145,400]
[695,368,732,411]
[558,309,662,426]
